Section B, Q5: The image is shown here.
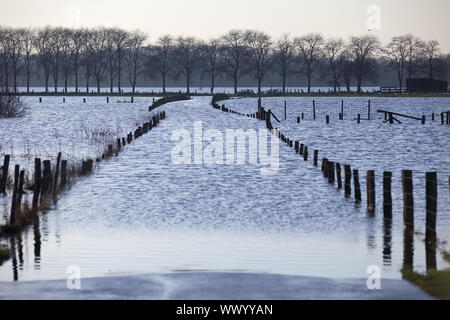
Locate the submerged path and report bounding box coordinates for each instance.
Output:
[0,97,447,299]
[0,272,433,300]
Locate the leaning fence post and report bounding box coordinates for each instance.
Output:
[60,160,67,189]
[328,161,335,184]
[53,152,62,194]
[40,160,52,201]
[17,170,25,210]
[402,170,414,229]
[10,165,20,225]
[336,163,342,189]
[32,158,41,210]
[344,165,351,197]
[0,154,10,194]
[353,169,361,203]
[367,170,376,214]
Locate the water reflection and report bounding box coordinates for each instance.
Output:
[9,237,18,281]
[382,218,392,266]
[402,226,414,273]
[33,217,41,269]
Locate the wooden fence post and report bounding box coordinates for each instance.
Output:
[336,163,342,189]
[328,161,335,184]
[353,169,361,203]
[303,147,308,161]
[313,100,316,120]
[367,170,376,214]
[313,150,318,166]
[60,160,67,189]
[322,158,328,178]
[0,154,10,194]
[284,101,287,120]
[383,172,392,219]
[32,158,41,210]
[402,170,414,228]
[344,165,351,197]
[53,152,62,193]
[17,170,25,210]
[10,165,20,224]
[425,172,437,242]
[368,100,371,120]
[40,160,52,201]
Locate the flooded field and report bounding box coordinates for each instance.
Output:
[0,96,449,283]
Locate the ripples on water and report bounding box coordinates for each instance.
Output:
[0,96,449,282]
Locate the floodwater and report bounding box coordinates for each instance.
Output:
[0,96,449,283]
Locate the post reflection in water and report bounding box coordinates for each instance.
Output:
[33,216,41,270]
[382,218,392,266]
[9,236,18,281]
[402,226,414,275]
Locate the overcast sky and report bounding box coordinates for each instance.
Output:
[1,0,449,51]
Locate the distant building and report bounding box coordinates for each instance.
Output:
[406,78,448,93]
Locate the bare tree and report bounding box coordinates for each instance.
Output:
[86,29,108,93]
[382,35,409,89]
[104,28,118,93]
[0,27,11,91]
[71,28,86,93]
[404,34,424,79]
[111,28,129,93]
[245,30,273,94]
[349,35,380,92]
[19,28,36,93]
[294,33,324,93]
[49,27,64,93]
[125,31,147,94]
[273,34,296,94]
[221,30,249,94]
[341,49,355,93]
[60,28,75,93]
[323,38,346,93]
[174,36,202,94]
[35,26,53,93]
[145,35,176,94]
[422,40,440,78]
[8,28,23,93]
[200,38,224,94]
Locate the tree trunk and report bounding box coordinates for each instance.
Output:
[210,73,215,94]
[162,72,166,94]
[186,72,190,94]
[282,75,286,94]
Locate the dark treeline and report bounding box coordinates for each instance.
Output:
[0,26,449,94]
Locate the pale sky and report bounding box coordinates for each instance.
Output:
[1,0,449,51]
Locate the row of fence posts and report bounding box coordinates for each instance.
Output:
[210,96,447,272]
[39,97,140,104]
[289,100,450,125]
[0,110,166,230]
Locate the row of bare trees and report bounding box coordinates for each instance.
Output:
[0,26,448,94]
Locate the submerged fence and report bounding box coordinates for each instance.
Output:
[0,101,171,237]
[211,94,449,271]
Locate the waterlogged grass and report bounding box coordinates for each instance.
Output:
[402,251,450,300]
